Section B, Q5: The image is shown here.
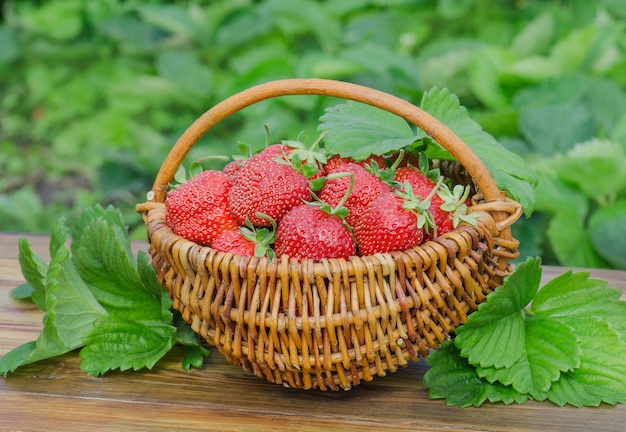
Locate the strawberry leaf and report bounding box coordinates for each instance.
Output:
[80,317,175,375]
[16,237,49,311]
[476,317,580,398]
[425,256,626,407]
[1,204,208,377]
[589,200,626,269]
[547,318,626,407]
[546,209,610,268]
[419,87,538,216]
[47,246,108,349]
[553,139,626,207]
[424,341,529,407]
[531,270,622,318]
[454,257,542,369]
[318,101,419,160]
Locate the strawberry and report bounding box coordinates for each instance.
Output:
[393,166,445,240]
[211,230,256,256]
[323,154,386,174]
[165,170,239,246]
[394,166,477,241]
[353,191,424,256]
[211,216,276,257]
[318,161,391,227]
[274,203,356,260]
[223,159,245,179]
[228,144,311,227]
[394,166,435,193]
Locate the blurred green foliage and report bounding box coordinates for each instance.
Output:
[1,0,625,268]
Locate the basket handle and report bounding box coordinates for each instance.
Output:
[149,78,507,216]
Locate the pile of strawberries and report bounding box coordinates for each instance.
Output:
[164,141,477,260]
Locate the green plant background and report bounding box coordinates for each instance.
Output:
[1,0,625,269]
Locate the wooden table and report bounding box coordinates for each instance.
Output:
[1,232,625,432]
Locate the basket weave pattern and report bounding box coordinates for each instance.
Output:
[137,79,522,390]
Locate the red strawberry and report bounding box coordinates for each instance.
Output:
[394,166,447,241]
[211,230,256,256]
[212,217,276,257]
[165,170,239,246]
[324,154,386,174]
[318,162,391,227]
[394,166,435,193]
[274,203,356,260]
[353,191,424,256]
[394,166,476,241]
[228,144,311,226]
[223,159,245,179]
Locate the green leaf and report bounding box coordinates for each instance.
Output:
[46,246,107,349]
[0,315,72,376]
[419,87,538,216]
[0,25,20,63]
[532,167,588,218]
[0,224,98,375]
[510,12,555,57]
[513,74,590,110]
[454,257,542,369]
[173,314,211,370]
[80,317,176,376]
[0,342,39,376]
[585,78,626,135]
[318,101,419,160]
[265,0,341,53]
[181,345,210,370]
[519,103,595,156]
[424,341,529,407]
[547,209,610,268]
[477,317,580,398]
[468,47,511,109]
[19,0,83,41]
[501,56,562,83]
[136,4,204,40]
[10,284,36,300]
[16,238,48,310]
[554,139,626,206]
[70,205,129,256]
[547,318,626,407]
[72,217,165,321]
[137,251,167,300]
[2,205,182,376]
[532,270,622,318]
[156,49,213,98]
[589,201,626,270]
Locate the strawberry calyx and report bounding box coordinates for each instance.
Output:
[276,131,329,180]
[437,184,480,228]
[396,178,442,234]
[367,149,405,186]
[239,212,277,259]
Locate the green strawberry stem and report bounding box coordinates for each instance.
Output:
[192,155,231,163]
[310,171,354,221]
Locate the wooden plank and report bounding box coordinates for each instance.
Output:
[1,232,625,432]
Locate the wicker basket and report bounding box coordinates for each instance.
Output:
[136,79,522,391]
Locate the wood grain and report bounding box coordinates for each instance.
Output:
[1,232,625,432]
